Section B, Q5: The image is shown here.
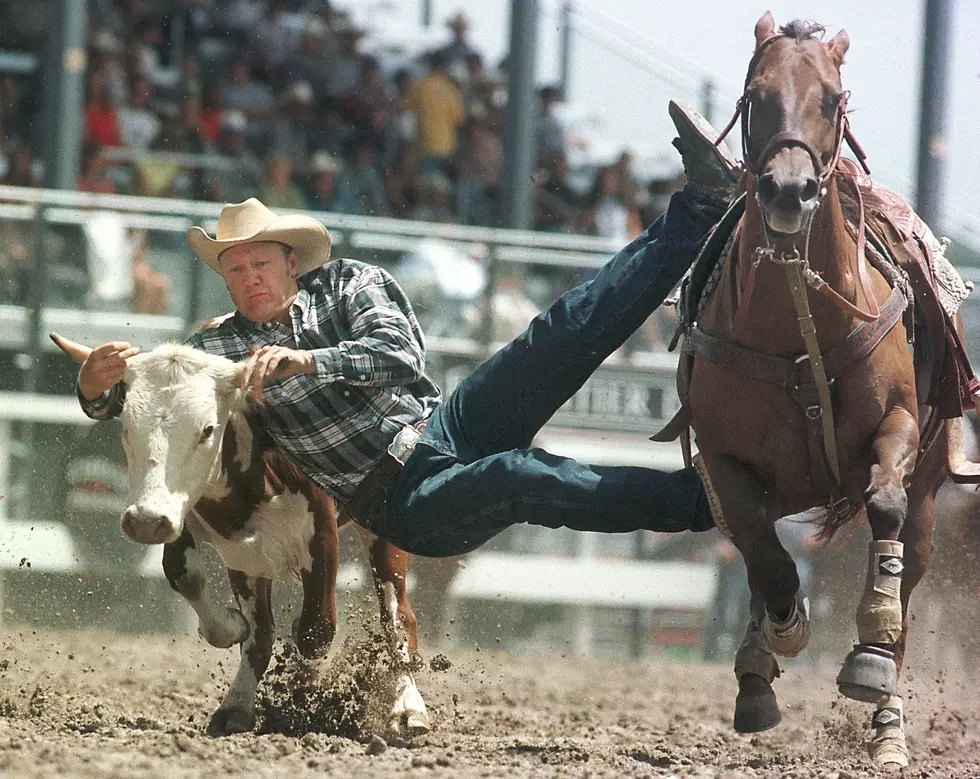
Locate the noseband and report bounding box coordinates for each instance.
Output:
[715,32,871,183]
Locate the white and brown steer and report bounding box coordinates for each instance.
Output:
[53,334,429,738]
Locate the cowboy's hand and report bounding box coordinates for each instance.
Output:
[78,341,140,401]
[241,345,315,402]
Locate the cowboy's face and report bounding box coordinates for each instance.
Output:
[218,241,298,324]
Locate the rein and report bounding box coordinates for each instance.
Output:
[697,31,896,516]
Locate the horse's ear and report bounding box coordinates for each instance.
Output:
[826,29,850,67]
[754,11,776,48]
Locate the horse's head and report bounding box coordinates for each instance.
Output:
[741,12,850,235]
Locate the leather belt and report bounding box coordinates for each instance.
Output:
[342,419,427,525]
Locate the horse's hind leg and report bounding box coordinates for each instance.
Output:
[698,453,805,733]
[838,408,918,705]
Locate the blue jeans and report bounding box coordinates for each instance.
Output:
[377,189,725,557]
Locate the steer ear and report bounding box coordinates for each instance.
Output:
[50,332,94,365]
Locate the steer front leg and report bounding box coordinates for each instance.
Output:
[162,528,248,648]
[207,572,274,736]
[293,494,340,658]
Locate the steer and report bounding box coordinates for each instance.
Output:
[53,334,429,738]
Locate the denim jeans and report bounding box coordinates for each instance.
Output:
[375,188,726,557]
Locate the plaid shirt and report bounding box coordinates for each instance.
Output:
[81,260,442,502]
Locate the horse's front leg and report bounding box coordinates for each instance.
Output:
[698,453,804,734]
[357,527,430,738]
[207,572,274,736]
[838,407,918,705]
[864,432,940,771]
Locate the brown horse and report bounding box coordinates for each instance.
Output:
[682,12,975,769]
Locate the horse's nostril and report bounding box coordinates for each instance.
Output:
[801,178,819,202]
[758,174,778,202]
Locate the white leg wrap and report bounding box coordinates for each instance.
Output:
[762,592,811,658]
[868,694,909,768]
[856,540,904,645]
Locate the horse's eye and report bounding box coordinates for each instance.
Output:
[199,425,216,444]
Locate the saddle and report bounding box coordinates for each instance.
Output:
[654,162,980,478]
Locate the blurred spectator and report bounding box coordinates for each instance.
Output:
[309,98,354,160]
[403,51,464,178]
[221,54,274,146]
[91,31,129,106]
[198,81,226,145]
[535,151,579,233]
[432,12,482,83]
[1,141,40,188]
[579,166,630,242]
[614,151,643,211]
[135,120,188,198]
[180,51,204,102]
[340,57,396,154]
[642,174,685,225]
[176,94,209,153]
[412,172,454,223]
[385,144,421,219]
[258,156,305,210]
[252,0,307,86]
[117,74,161,149]
[270,81,316,168]
[305,151,357,213]
[454,103,502,226]
[77,143,118,195]
[199,110,260,203]
[84,71,122,147]
[343,137,391,217]
[293,16,336,99]
[536,85,566,165]
[133,15,178,90]
[324,14,366,99]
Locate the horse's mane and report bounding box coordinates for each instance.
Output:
[778,19,826,42]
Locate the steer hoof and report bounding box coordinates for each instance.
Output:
[734,673,781,734]
[207,705,255,737]
[199,608,249,649]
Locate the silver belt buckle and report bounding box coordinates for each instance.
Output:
[387,424,421,466]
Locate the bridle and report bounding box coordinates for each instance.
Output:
[715,32,871,185]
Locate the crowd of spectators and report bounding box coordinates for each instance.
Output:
[0,0,682,239]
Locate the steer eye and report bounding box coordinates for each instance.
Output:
[199,425,216,444]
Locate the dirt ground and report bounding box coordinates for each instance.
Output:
[1,616,979,779]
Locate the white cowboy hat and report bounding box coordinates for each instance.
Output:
[187,198,332,275]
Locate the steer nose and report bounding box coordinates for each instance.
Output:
[121,507,175,545]
[757,172,820,213]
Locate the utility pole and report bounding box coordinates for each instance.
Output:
[700,79,716,125]
[41,0,87,190]
[914,0,952,231]
[558,1,572,101]
[500,0,540,230]
[421,0,433,27]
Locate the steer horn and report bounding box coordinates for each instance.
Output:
[49,332,93,365]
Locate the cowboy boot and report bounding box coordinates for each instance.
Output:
[669,100,740,198]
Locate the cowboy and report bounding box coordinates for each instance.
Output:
[75,102,739,557]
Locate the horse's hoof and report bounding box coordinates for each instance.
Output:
[837,644,896,703]
[206,706,255,737]
[733,674,781,733]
